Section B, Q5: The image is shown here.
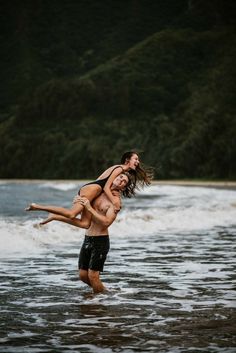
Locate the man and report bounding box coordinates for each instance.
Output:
[76,172,130,293]
[47,173,130,293]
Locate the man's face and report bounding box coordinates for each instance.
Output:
[112,173,129,190]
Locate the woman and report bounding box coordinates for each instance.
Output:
[25,151,153,225]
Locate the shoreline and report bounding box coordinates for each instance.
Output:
[152,180,236,190]
[0,179,236,190]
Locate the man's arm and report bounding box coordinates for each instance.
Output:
[77,198,117,227]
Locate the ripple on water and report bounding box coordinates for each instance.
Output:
[1,183,236,352]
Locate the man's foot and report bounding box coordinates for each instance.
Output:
[39,213,54,226]
[25,203,38,211]
[84,292,95,300]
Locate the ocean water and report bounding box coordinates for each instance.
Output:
[0,181,236,353]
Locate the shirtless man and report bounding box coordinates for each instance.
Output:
[47,173,130,293]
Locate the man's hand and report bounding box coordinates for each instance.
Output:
[75,197,92,211]
[113,199,121,213]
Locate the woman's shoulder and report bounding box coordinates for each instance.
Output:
[97,164,122,179]
[105,164,123,173]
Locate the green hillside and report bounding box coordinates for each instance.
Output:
[0,1,235,179]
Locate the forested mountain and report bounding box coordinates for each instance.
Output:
[0,0,235,179]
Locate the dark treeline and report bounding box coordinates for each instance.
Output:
[0,0,236,179]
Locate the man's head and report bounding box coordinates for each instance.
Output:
[112,172,135,198]
[112,173,129,191]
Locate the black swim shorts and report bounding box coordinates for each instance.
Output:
[79,235,110,272]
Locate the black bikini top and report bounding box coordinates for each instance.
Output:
[85,166,124,190]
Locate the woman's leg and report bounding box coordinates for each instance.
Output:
[39,213,55,225]
[25,202,83,219]
[25,185,101,219]
[39,213,84,227]
[75,207,93,228]
[39,208,92,229]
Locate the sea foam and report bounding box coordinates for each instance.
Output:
[0,184,235,256]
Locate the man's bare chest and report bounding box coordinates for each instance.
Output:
[94,195,111,214]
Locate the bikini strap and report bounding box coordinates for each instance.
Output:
[112,165,125,174]
[106,165,124,179]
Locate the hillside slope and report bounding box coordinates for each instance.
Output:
[1,27,235,179]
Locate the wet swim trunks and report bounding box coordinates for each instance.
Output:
[79,235,110,272]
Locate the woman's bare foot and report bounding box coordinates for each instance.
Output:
[25,203,38,211]
[39,213,55,226]
[33,223,42,229]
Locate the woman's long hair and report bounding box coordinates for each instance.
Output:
[121,172,136,198]
[121,151,154,196]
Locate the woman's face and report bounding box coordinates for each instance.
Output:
[127,153,139,169]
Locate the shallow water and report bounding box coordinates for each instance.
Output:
[0,181,236,352]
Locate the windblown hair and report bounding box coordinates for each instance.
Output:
[121,172,136,198]
[121,151,154,196]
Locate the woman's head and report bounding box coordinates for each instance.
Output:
[121,150,154,191]
[121,151,140,170]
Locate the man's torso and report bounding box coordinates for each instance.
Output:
[86,193,114,236]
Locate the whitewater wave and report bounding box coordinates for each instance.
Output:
[0,219,84,257]
[1,197,235,256]
[38,182,80,191]
[111,204,236,235]
[0,183,236,256]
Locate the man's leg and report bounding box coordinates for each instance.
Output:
[78,237,92,289]
[88,269,107,293]
[79,269,91,287]
[88,236,109,293]
[79,268,106,293]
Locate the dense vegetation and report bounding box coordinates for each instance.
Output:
[0,0,235,179]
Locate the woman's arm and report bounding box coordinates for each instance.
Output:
[103,166,123,210]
